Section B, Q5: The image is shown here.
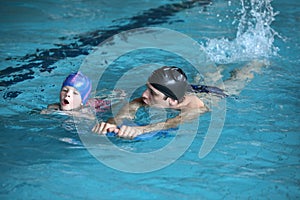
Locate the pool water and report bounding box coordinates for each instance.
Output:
[0,0,299,199]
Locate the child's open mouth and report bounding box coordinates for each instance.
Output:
[64,99,69,104]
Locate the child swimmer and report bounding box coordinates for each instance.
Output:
[41,71,111,119]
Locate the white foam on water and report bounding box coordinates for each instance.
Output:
[204,0,280,64]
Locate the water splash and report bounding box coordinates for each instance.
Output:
[205,0,280,64]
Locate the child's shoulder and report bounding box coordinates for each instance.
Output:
[86,98,111,112]
[40,103,60,114]
[47,103,60,110]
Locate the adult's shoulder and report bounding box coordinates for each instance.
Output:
[185,95,205,109]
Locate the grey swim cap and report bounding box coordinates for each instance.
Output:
[148,66,188,101]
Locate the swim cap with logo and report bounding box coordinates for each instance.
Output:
[62,71,92,104]
[148,66,188,101]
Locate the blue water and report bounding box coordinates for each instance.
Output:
[1,0,299,199]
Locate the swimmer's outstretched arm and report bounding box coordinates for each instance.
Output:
[108,98,143,124]
[92,98,143,134]
[92,97,207,139]
[223,60,268,96]
[114,108,206,139]
[93,107,207,139]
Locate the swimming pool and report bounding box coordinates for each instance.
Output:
[0,0,299,199]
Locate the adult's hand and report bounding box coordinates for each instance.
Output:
[117,125,145,139]
[92,122,119,134]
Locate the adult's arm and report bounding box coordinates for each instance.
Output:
[92,97,144,134]
[116,107,208,139]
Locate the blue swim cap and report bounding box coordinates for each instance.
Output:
[62,72,92,104]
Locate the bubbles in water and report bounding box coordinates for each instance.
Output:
[205,0,280,64]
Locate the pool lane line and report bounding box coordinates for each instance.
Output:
[0,0,211,99]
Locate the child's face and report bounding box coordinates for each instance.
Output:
[60,86,82,111]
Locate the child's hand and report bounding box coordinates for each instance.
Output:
[40,109,50,114]
[40,103,60,114]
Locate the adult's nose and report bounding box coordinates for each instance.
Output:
[142,89,149,99]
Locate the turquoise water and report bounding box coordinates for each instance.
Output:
[1,0,299,199]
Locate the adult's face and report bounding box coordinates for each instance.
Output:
[142,83,170,108]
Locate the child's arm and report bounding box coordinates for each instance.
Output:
[47,103,60,110]
[40,103,60,114]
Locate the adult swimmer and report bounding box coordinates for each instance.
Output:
[92,61,265,139]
